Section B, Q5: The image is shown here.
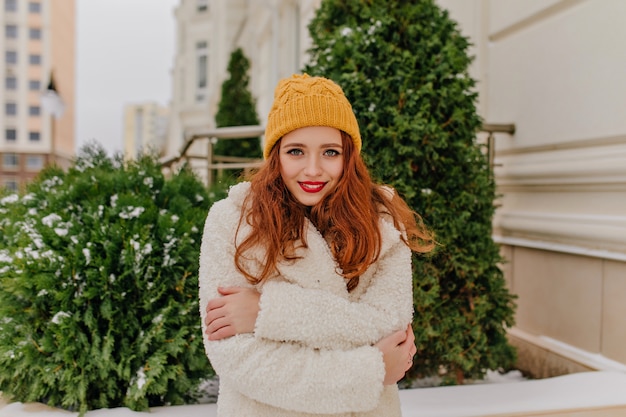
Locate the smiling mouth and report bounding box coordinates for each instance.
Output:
[299,182,326,193]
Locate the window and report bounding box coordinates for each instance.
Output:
[197,0,208,12]
[5,129,17,142]
[5,0,17,12]
[29,28,41,40]
[28,1,40,13]
[197,54,207,88]
[29,105,40,116]
[196,41,208,101]
[28,131,40,142]
[5,76,17,90]
[29,80,41,91]
[5,102,17,116]
[3,153,18,169]
[5,50,17,64]
[29,54,41,65]
[26,155,43,171]
[3,179,18,192]
[5,25,17,38]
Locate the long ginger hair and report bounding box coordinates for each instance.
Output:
[235,131,434,291]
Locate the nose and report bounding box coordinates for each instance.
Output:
[303,154,322,176]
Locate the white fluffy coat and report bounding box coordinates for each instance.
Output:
[198,182,414,416]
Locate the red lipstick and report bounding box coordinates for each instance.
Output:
[299,182,325,193]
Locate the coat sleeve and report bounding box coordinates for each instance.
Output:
[254,233,414,350]
[199,200,386,414]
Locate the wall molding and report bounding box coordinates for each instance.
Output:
[494,235,626,262]
[508,327,626,372]
[496,134,626,157]
[496,211,626,255]
[489,0,588,42]
[494,139,626,188]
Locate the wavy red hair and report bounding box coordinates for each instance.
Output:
[235,131,434,291]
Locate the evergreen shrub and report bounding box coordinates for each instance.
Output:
[0,145,215,414]
[305,0,517,383]
[214,48,262,161]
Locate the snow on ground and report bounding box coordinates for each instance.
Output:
[2,371,626,417]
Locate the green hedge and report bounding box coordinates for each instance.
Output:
[305,0,517,384]
[0,145,218,414]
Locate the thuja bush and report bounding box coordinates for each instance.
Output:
[305,0,517,383]
[214,47,262,159]
[0,144,215,414]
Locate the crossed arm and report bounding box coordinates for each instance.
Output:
[204,219,416,375]
[206,284,416,387]
[206,236,414,348]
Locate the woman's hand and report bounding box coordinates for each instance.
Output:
[374,324,416,385]
[205,286,261,341]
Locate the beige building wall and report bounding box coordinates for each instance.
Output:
[241,0,322,123]
[48,0,75,161]
[123,102,169,160]
[0,0,75,191]
[439,0,626,375]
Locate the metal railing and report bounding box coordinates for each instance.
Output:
[480,123,516,174]
[160,125,265,185]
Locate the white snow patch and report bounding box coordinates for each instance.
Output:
[119,206,145,219]
[83,248,91,265]
[42,213,62,227]
[0,250,11,263]
[0,194,18,204]
[135,367,147,390]
[51,311,71,324]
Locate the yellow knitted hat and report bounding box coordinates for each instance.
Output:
[263,74,362,159]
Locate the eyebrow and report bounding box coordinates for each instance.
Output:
[282,142,343,148]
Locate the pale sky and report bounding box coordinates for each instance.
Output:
[76,0,180,155]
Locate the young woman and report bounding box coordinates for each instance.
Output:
[198,74,434,416]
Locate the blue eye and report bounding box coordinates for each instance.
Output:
[323,149,341,157]
[286,148,303,156]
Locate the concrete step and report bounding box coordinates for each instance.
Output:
[2,371,626,416]
[399,371,626,417]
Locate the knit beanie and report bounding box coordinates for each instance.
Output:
[263,74,362,159]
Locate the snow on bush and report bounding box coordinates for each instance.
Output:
[0,144,218,415]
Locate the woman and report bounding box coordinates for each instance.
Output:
[198,74,434,416]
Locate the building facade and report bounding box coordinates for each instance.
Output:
[438,0,626,376]
[165,0,626,375]
[0,0,75,191]
[164,0,320,178]
[123,102,169,160]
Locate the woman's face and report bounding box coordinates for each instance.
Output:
[279,126,344,207]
